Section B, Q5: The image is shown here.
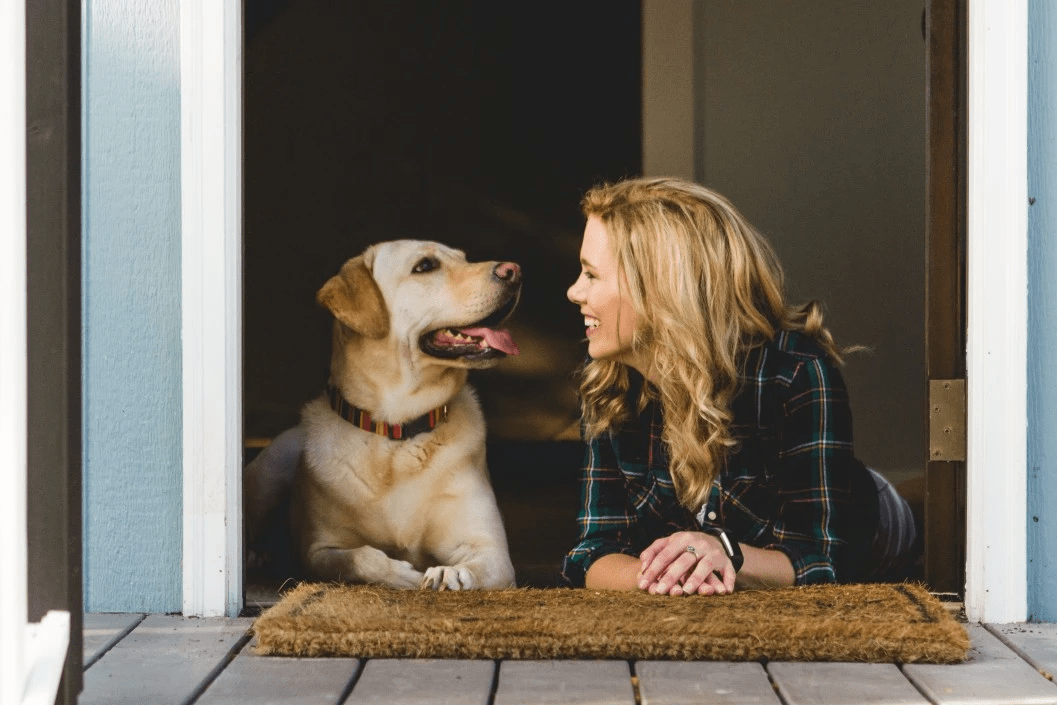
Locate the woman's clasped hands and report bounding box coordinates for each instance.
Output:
[637,531,736,596]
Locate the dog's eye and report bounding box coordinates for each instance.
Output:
[412,257,439,274]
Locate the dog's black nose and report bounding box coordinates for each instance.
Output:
[493,262,521,284]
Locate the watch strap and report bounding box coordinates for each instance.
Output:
[706,528,744,573]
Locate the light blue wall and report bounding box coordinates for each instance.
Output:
[82,0,182,612]
[1028,0,1057,623]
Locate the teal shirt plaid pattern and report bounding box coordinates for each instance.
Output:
[560,331,879,587]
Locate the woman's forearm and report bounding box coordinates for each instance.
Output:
[584,553,642,590]
[736,544,795,589]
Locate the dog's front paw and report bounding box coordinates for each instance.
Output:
[421,565,476,591]
[386,559,427,589]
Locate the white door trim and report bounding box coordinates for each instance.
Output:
[1,0,31,693]
[180,0,244,617]
[964,0,1029,623]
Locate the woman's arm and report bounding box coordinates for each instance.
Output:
[560,434,643,587]
[737,543,795,590]
[584,553,642,590]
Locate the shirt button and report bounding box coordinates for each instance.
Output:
[707,511,717,521]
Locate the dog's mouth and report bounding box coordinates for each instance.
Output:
[419,294,520,361]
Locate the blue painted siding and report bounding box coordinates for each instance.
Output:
[1028,0,1057,622]
[82,0,182,612]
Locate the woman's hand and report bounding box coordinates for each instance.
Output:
[637,531,736,596]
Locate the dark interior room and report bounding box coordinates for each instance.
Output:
[243,0,643,590]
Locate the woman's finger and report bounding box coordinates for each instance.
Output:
[639,537,692,587]
[696,568,728,595]
[638,536,672,572]
[648,551,700,594]
[719,559,736,593]
[679,557,719,595]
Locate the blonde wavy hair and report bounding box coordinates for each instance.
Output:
[579,177,848,510]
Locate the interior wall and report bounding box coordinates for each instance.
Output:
[691,1,927,482]
[243,0,642,445]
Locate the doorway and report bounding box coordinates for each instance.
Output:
[242,0,938,595]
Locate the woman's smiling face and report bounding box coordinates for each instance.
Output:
[567,216,645,371]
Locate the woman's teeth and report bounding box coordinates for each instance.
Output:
[585,317,600,328]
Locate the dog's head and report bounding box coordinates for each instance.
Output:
[317,240,521,369]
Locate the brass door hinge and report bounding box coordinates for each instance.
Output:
[929,379,966,461]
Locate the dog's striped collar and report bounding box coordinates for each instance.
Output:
[326,384,449,441]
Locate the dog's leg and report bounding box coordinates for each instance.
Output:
[306,545,425,589]
[422,492,516,590]
[421,545,515,591]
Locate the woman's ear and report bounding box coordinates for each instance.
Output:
[315,256,390,339]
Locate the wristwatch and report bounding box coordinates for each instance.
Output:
[705,527,744,573]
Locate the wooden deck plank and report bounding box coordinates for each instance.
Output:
[83,613,144,667]
[344,659,494,705]
[494,660,636,705]
[195,643,360,705]
[80,615,253,705]
[990,623,1057,680]
[902,623,1057,704]
[636,661,781,704]
[766,662,928,705]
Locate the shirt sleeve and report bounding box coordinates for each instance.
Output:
[559,435,641,587]
[763,355,860,584]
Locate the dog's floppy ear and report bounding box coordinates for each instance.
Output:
[316,256,390,339]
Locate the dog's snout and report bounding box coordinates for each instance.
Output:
[493,262,521,284]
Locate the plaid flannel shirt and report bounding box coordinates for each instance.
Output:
[560,331,878,587]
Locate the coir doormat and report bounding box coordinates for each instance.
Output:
[251,582,969,663]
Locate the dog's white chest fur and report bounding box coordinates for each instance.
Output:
[296,385,508,580]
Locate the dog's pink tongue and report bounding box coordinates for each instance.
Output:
[461,327,520,356]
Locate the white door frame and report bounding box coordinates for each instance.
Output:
[180,0,244,617]
[964,0,1028,623]
[1,0,32,692]
[180,0,1028,621]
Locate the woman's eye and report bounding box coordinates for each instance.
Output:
[412,257,439,274]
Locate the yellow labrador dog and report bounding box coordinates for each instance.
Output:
[244,240,520,590]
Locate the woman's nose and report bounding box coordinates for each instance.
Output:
[567,275,583,304]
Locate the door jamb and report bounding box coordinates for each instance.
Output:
[964,0,1028,623]
[180,0,244,617]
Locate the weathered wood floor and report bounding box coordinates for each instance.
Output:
[80,613,1057,705]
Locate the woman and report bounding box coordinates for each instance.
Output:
[560,177,917,596]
